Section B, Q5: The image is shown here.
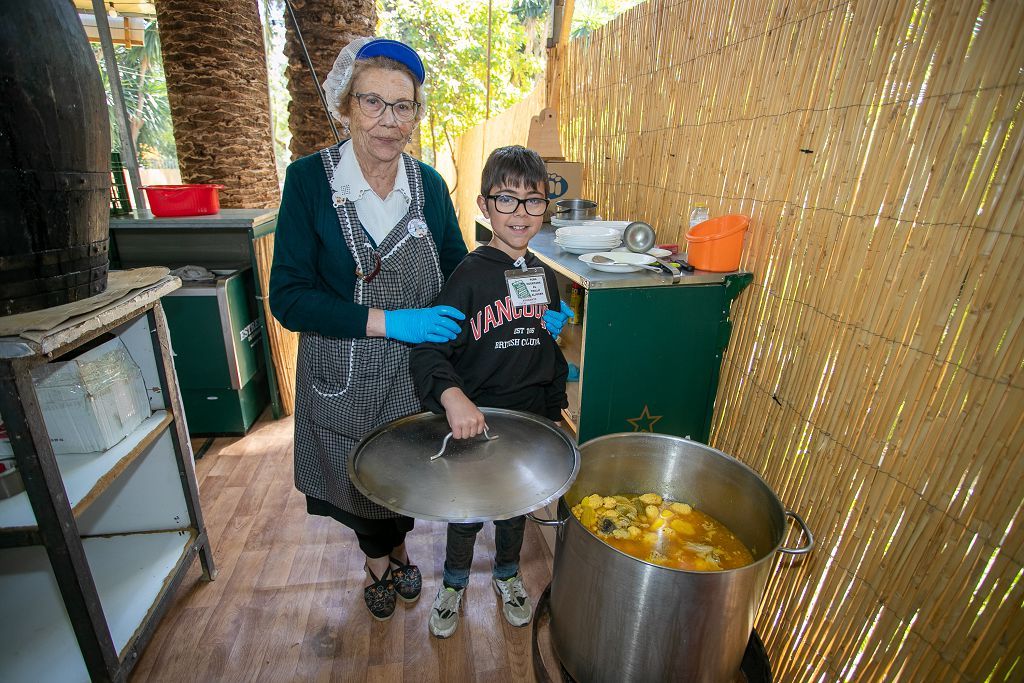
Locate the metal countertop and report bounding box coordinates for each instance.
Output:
[110,208,278,230]
[478,218,746,290]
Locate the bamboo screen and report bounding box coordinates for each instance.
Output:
[448,0,1024,679]
[437,86,546,244]
[254,234,297,415]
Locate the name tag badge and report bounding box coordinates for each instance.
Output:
[505,267,550,307]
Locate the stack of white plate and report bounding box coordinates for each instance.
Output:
[554,226,621,254]
[551,218,631,231]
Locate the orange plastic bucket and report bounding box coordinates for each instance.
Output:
[685,214,749,272]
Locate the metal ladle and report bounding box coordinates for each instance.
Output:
[623,221,656,253]
[624,221,695,273]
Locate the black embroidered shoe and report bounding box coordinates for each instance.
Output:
[389,556,422,603]
[363,566,396,621]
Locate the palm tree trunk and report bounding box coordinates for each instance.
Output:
[284,0,376,159]
[155,0,297,418]
[155,0,279,208]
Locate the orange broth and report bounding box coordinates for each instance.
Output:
[570,493,754,571]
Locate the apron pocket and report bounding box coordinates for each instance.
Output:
[308,336,388,438]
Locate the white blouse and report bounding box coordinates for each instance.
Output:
[330,140,412,246]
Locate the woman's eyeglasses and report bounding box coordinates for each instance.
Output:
[351,93,420,122]
[486,194,550,216]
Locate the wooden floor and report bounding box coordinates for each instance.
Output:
[130,413,557,683]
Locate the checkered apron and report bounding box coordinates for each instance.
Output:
[293,148,444,519]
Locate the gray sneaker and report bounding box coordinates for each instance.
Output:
[429,585,465,638]
[492,574,533,627]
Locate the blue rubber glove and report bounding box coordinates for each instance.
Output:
[543,300,575,339]
[384,306,466,344]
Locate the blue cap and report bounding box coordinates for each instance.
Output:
[355,39,425,85]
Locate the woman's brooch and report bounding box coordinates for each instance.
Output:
[407,218,429,238]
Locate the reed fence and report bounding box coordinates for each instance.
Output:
[254,235,297,415]
[447,0,1023,679]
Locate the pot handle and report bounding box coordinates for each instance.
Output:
[778,510,814,554]
[526,510,566,527]
[430,427,499,461]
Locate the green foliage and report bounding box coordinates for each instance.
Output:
[91,22,178,169]
[510,0,550,22]
[378,0,544,167]
[260,0,292,186]
[571,0,646,39]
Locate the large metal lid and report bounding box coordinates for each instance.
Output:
[348,408,580,523]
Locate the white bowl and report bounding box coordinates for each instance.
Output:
[578,252,656,273]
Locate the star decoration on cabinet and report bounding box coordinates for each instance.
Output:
[626,405,662,432]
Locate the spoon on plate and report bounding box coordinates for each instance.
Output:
[590,254,665,273]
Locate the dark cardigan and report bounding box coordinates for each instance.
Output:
[269,150,468,339]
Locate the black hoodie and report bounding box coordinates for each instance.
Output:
[410,245,568,421]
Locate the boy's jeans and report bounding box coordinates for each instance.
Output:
[442,516,526,589]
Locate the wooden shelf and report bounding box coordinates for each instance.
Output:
[563,382,580,434]
[0,530,194,682]
[0,282,213,682]
[0,411,172,531]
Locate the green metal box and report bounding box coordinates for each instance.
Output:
[162,268,268,434]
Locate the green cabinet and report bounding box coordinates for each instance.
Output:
[477,219,751,444]
[109,208,283,422]
[161,268,268,434]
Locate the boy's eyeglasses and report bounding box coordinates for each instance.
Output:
[351,93,420,122]
[486,194,550,216]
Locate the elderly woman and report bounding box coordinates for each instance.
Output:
[269,37,469,621]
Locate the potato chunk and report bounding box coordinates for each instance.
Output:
[670,519,696,535]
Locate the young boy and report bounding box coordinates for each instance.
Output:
[409,145,568,638]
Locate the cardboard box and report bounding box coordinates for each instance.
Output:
[544,160,584,217]
[30,337,152,454]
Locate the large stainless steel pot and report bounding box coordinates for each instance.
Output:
[530,433,812,683]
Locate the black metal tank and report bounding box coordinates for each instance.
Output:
[0,0,111,316]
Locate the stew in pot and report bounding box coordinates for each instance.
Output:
[570,492,754,571]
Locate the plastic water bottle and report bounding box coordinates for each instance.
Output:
[689,203,709,229]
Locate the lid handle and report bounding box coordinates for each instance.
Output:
[430,426,500,461]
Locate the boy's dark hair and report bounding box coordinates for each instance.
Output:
[480,145,548,196]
